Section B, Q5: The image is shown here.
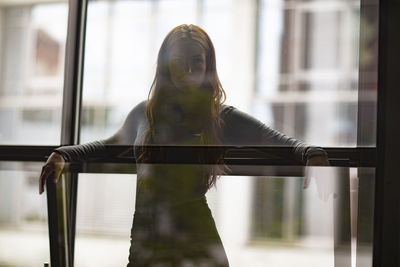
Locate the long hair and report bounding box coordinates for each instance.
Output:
[139,24,226,190]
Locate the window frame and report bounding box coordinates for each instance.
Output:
[0,0,398,266]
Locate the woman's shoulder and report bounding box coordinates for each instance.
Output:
[220,104,236,116]
[219,104,266,127]
[119,100,147,127]
[220,104,251,121]
[136,100,147,111]
[128,100,147,117]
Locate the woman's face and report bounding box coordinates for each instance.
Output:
[167,39,207,90]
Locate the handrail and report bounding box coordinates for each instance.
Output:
[0,145,376,167]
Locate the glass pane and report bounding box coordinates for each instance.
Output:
[77,1,377,265]
[71,165,374,267]
[0,1,68,145]
[0,161,50,266]
[80,0,377,149]
[256,0,375,147]
[74,173,136,266]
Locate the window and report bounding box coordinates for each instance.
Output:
[0,2,68,145]
[0,1,68,266]
[2,0,397,266]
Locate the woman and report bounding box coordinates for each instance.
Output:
[39,24,329,266]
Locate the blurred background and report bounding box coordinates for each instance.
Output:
[0,0,377,266]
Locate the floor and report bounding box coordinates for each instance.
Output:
[0,228,367,267]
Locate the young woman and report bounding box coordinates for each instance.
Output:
[39,24,329,266]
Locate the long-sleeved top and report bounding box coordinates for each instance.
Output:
[54,100,327,266]
[55,100,326,164]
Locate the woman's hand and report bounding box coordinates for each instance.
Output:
[304,155,330,190]
[39,152,65,194]
[306,155,330,167]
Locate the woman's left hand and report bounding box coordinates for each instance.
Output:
[304,155,330,190]
[306,155,330,167]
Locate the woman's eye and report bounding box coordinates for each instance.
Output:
[171,59,183,66]
[194,59,204,66]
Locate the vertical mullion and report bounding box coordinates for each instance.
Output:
[46,0,88,266]
[62,0,87,145]
[374,0,400,266]
[46,177,68,267]
[63,0,88,266]
[356,0,379,266]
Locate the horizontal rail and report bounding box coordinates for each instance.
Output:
[0,145,376,168]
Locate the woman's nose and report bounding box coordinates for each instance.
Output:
[183,63,192,74]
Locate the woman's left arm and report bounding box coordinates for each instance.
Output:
[220,105,329,166]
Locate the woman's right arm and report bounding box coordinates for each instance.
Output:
[39,101,146,194]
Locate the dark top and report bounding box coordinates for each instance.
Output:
[54,100,326,266]
[55,100,326,164]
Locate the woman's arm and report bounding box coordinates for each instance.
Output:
[54,101,146,162]
[39,101,146,194]
[220,105,328,164]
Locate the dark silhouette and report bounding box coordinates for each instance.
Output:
[40,24,329,267]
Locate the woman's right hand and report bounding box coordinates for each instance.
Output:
[39,152,65,194]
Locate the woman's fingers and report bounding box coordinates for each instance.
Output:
[39,164,62,194]
[39,166,47,194]
[39,152,66,195]
[306,155,330,166]
[303,175,311,189]
[39,165,53,194]
[53,166,63,183]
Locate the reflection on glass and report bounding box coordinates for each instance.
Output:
[48,23,319,266]
[81,0,376,149]
[65,0,378,266]
[0,1,68,145]
[0,162,49,266]
[72,166,374,267]
[256,0,367,147]
[74,173,136,267]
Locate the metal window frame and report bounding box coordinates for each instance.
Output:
[57,0,88,266]
[373,0,400,266]
[43,0,88,266]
